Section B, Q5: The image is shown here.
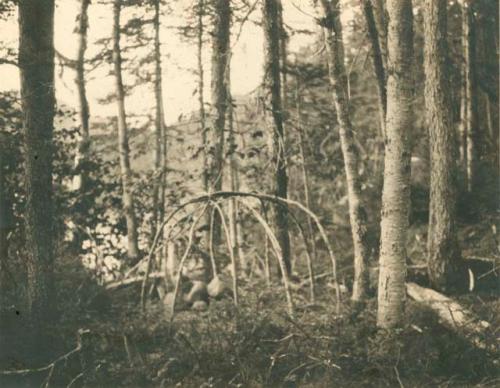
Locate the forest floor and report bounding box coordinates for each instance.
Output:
[1,215,499,387]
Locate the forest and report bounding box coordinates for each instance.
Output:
[0,0,498,386]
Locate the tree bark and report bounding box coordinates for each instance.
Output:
[362,0,387,135]
[462,0,479,193]
[198,0,208,191]
[424,0,463,292]
[73,0,91,193]
[112,0,140,262]
[0,141,10,296]
[263,0,291,275]
[377,0,414,329]
[370,0,387,69]
[295,74,316,302]
[205,0,231,251]
[226,67,246,273]
[18,0,56,323]
[152,0,166,244]
[317,0,370,301]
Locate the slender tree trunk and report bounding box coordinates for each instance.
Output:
[463,0,479,193]
[362,0,387,135]
[317,0,370,301]
[226,68,246,273]
[73,0,91,192]
[18,0,56,323]
[295,75,316,301]
[263,0,292,276]
[0,142,9,296]
[377,0,414,329]
[424,0,463,292]
[205,0,231,253]
[152,0,166,242]
[277,0,288,111]
[371,0,388,69]
[198,0,208,191]
[459,15,468,179]
[112,0,140,262]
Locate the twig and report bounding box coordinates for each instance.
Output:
[66,372,83,388]
[0,347,81,376]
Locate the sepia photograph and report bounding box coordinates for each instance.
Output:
[0,0,498,386]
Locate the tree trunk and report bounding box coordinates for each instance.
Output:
[371,0,388,69]
[295,74,316,302]
[198,0,208,191]
[0,142,10,296]
[205,0,231,252]
[112,0,140,262]
[462,0,479,193]
[263,0,291,276]
[152,0,166,244]
[18,0,56,323]
[362,0,387,135]
[73,0,91,193]
[424,0,463,292]
[377,0,414,329]
[226,68,246,273]
[317,0,370,301]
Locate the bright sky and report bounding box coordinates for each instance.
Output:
[0,0,353,125]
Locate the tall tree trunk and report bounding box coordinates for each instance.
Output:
[0,141,9,296]
[295,74,316,301]
[205,0,231,253]
[226,67,246,273]
[73,0,91,193]
[317,0,370,301]
[362,0,387,135]
[463,0,479,193]
[277,0,288,110]
[371,0,388,69]
[424,0,463,292]
[198,0,208,191]
[152,0,166,242]
[263,0,291,275]
[112,0,140,262]
[377,0,414,329]
[18,0,56,323]
[459,15,468,178]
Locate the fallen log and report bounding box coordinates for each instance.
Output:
[406,282,495,349]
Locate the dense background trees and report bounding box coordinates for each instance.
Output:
[0,0,498,386]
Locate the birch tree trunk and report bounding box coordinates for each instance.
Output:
[73,0,91,192]
[18,0,56,323]
[317,0,370,301]
[263,0,291,275]
[424,0,463,292]
[377,0,414,329]
[152,0,166,241]
[112,0,140,262]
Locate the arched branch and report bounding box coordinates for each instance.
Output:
[212,202,239,306]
